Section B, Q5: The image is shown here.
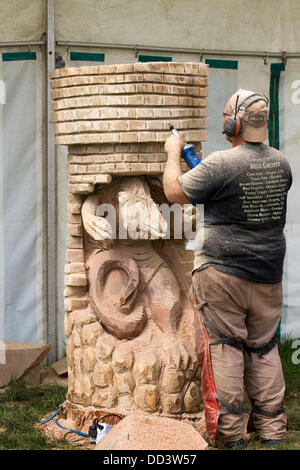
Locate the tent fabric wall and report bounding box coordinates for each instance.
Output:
[0,51,45,345]
[0,46,298,362]
[54,0,300,53]
[1,0,300,360]
[280,61,300,339]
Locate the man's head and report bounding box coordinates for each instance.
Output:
[223,89,269,145]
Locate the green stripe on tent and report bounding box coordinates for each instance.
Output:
[276,320,281,339]
[205,59,238,70]
[70,51,105,62]
[138,55,172,62]
[2,52,37,61]
[268,62,285,151]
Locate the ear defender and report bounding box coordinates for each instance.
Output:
[223,95,241,137]
[222,93,269,138]
[223,116,241,137]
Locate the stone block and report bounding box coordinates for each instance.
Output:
[115,371,135,395]
[72,327,82,348]
[66,338,74,366]
[73,377,84,400]
[82,373,93,398]
[68,192,83,204]
[94,413,208,450]
[161,370,185,394]
[92,386,117,408]
[64,314,74,338]
[64,297,89,312]
[93,363,114,388]
[67,223,83,236]
[183,382,202,413]
[68,183,94,194]
[112,345,134,372]
[133,351,160,384]
[160,393,182,414]
[115,163,131,174]
[64,262,85,274]
[65,273,87,287]
[85,164,101,174]
[81,322,103,346]
[117,394,133,411]
[119,133,137,143]
[72,309,97,327]
[66,249,84,262]
[73,346,83,372]
[134,384,159,412]
[95,335,116,361]
[130,163,148,174]
[67,203,82,214]
[83,347,97,372]
[147,163,161,173]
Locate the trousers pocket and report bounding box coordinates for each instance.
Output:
[198,267,232,303]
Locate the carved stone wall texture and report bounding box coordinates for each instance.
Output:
[50,62,208,419]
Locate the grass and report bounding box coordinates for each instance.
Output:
[0,338,299,450]
[0,381,75,450]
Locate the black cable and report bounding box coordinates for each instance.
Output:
[97,413,123,423]
[179,365,200,420]
[64,431,88,443]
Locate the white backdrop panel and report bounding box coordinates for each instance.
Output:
[0,56,44,344]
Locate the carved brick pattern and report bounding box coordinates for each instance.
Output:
[50,62,208,146]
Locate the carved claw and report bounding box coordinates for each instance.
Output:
[83,214,114,241]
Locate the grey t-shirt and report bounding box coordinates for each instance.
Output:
[178,142,292,283]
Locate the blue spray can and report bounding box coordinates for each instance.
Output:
[169,124,201,169]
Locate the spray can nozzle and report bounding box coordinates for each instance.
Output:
[169,123,179,137]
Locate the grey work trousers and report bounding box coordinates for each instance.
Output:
[192,267,287,443]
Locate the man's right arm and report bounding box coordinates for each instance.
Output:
[163,134,190,204]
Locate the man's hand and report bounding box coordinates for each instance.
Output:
[164,133,185,155]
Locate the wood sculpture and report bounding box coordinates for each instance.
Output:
[50,62,208,424]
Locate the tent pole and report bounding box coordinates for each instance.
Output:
[0,41,45,48]
[46,0,57,362]
[56,42,300,60]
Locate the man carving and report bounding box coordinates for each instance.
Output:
[163,89,292,449]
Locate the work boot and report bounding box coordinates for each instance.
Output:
[223,438,246,450]
[260,439,283,447]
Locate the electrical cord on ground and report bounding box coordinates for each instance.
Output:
[97,413,123,423]
[38,406,89,438]
[179,365,200,420]
[39,407,122,443]
[63,431,88,443]
[55,418,89,437]
[38,408,61,425]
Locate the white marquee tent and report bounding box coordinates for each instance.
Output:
[0,0,300,361]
